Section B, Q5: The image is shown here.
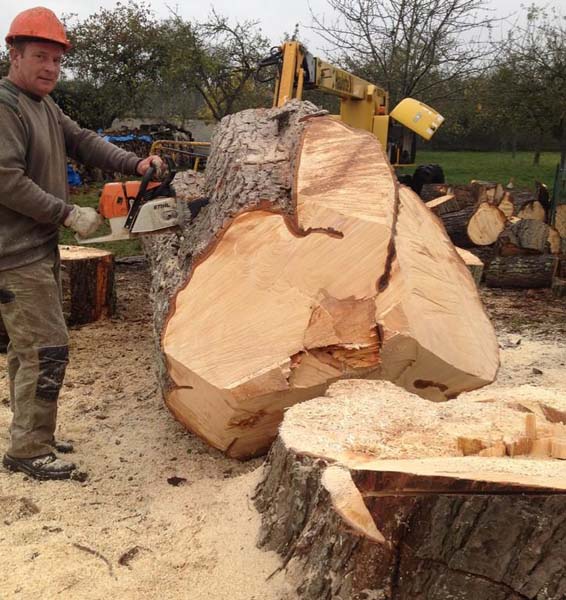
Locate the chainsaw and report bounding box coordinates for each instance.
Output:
[78,159,209,243]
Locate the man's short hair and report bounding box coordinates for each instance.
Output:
[9,36,65,54]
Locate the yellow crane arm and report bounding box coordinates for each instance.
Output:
[263,41,444,165]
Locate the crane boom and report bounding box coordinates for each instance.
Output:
[261,41,444,166]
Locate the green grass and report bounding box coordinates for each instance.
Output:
[60,186,141,257]
[398,151,561,190]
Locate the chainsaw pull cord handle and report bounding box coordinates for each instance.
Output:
[124,164,156,230]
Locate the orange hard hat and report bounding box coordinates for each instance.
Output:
[6,7,71,51]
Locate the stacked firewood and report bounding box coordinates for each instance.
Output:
[422,181,563,289]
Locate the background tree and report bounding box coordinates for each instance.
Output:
[310,0,499,106]
[0,48,8,77]
[63,1,165,128]
[160,11,272,121]
[495,4,566,167]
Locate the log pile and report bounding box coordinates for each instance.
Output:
[141,101,499,459]
[255,380,566,599]
[422,181,563,288]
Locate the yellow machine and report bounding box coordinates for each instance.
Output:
[258,41,444,167]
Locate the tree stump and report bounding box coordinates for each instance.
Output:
[485,254,559,289]
[143,101,499,459]
[1,246,115,352]
[59,245,116,325]
[255,380,566,600]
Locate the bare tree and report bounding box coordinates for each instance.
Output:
[497,4,566,167]
[310,0,499,105]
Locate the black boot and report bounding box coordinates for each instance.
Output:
[3,453,76,480]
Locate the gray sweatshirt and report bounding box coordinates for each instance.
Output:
[0,78,141,270]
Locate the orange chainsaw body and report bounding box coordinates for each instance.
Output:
[98,181,161,219]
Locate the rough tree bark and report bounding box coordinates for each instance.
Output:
[485,255,559,288]
[142,101,499,459]
[255,380,566,600]
[59,245,115,325]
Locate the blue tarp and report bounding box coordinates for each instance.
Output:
[102,134,153,143]
[67,163,82,187]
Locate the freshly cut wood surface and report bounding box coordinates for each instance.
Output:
[498,191,515,217]
[146,103,499,458]
[513,194,546,221]
[375,187,499,400]
[470,180,504,204]
[255,380,566,600]
[425,188,476,217]
[467,202,507,245]
[59,245,115,325]
[162,117,396,458]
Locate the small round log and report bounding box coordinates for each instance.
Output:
[467,202,507,246]
[59,245,116,325]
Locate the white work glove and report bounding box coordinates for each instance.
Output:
[64,205,104,238]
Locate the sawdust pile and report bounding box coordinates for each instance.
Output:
[0,265,565,598]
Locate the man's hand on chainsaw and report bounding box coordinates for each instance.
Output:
[137,155,166,179]
[64,205,104,238]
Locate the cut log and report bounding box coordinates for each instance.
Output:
[470,180,504,204]
[143,101,499,458]
[497,219,561,255]
[485,254,559,288]
[455,247,484,285]
[425,186,476,216]
[0,246,115,337]
[497,191,515,218]
[512,191,546,221]
[59,245,115,325]
[467,202,507,246]
[255,380,566,600]
[419,183,452,202]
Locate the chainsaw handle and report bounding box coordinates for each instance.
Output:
[137,163,156,203]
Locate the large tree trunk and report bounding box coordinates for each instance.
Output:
[255,380,566,600]
[143,102,499,459]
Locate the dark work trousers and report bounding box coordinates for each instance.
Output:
[0,248,69,458]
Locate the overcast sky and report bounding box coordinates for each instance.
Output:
[1,0,563,52]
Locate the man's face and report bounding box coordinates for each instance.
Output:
[9,41,64,97]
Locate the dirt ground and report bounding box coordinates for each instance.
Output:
[0,262,565,600]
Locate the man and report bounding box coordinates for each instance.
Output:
[0,7,163,480]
